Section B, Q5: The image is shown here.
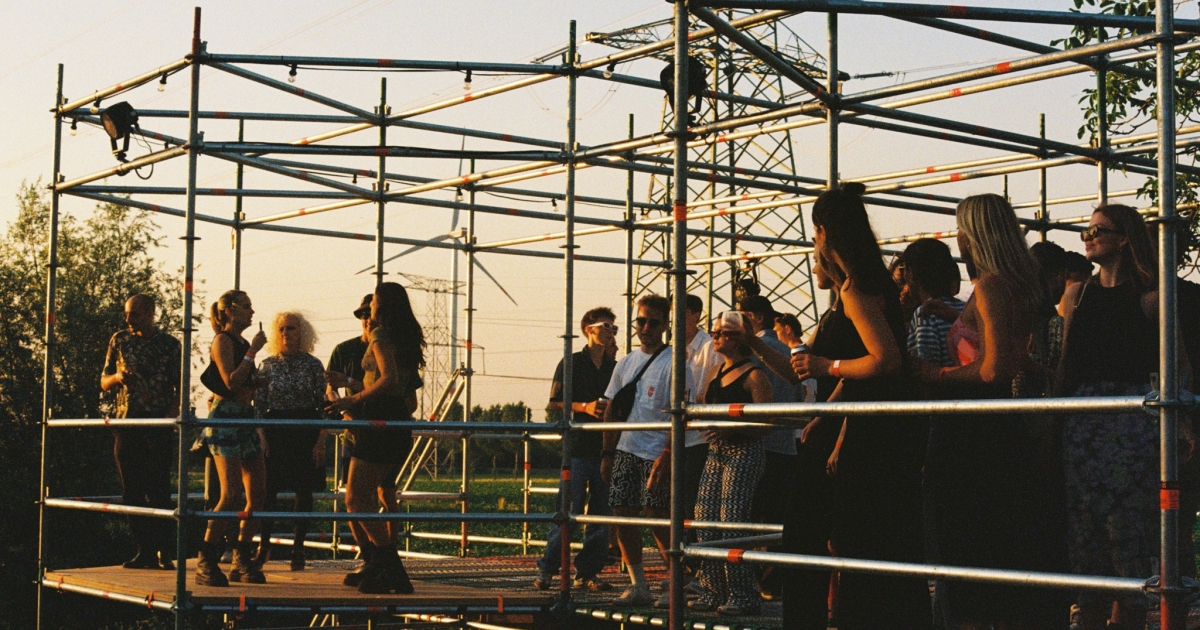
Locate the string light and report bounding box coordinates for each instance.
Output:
[455,189,464,203]
[463,69,472,92]
[288,65,298,84]
[158,74,167,92]
[603,63,615,79]
[69,121,77,136]
[90,100,101,114]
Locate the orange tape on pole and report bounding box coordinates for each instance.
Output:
[726,548,745,564]
[497,596,505,613]
[1162,485,1181,510]
[727,403,745,418]
[673,202,687,222]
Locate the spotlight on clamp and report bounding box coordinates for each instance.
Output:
[100,101,139,164]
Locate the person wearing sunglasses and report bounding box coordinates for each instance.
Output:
[600,294,694,606]
[254,311,327,571]
[1056,204,1180,630]
[533,307,619,593]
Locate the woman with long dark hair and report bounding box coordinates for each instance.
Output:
[916,194,1067,629]
[195,290,269,586]
[788,183,930,629]
[326,282,425,594]
[1057,204,1162,630]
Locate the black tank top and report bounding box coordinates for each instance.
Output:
[816,297,909,404]
[200,332,255,399]
[704,359,759,405]
[1061,280,1157,391]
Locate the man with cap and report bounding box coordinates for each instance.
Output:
[326,295,375,503]
[737,294,801,599]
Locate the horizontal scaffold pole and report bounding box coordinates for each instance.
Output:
[56,59,190,115]
[193,510,554,522]
[687,396,1145,419]
[208,61,377,120]
[201,142,564,162]
[690,0,1200,33]
[684,547,1147,593]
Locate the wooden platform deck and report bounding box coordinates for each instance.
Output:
[45,557,557,609]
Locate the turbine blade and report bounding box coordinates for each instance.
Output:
[472,257,518,306]
[354,234,454,275]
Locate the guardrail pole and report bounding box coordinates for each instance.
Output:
[1097,61,1109,206]
[1038,113,1048,242]
[233,119,244,288]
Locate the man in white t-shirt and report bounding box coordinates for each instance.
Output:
[600,294,694,606]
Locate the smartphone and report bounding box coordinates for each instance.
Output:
[258,322,263,332]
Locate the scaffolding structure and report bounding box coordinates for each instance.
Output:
[34,2,1200,630]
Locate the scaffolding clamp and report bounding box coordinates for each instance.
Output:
[1143,575,1200,605]
[1142,389,1197,418]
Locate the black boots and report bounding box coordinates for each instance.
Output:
[229,542,267,584]
[343,542,375,587]
[194,541,228,587]
[290,546,306,571]
[123,548,156,569]
[356,545,414,595]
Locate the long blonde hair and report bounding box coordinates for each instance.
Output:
[266,311,318,355]
[956,194,1043,314]
[210,290,248,334]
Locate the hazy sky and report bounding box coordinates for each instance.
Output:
[1,1,1185,414]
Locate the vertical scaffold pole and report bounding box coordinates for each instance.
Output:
[668,4,689,630]
[1097,62,1109,206]
[557,20,578,620]
[35,62,64,630]
[374,78,387,288]
[827,12,839,189]
[625,114,635,355]
[233,119,244,289]
[1156,1,1183,626]
[1038,113,1048,242]
[177,9,203,628]
[463,158,477,557]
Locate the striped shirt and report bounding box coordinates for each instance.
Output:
[907,296,967,367]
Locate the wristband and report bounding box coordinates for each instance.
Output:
[830,360,842,378]
[243,352,255,363]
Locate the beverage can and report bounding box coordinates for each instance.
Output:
[790,343,808,356]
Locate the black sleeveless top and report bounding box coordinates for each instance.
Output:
[704,359,759,405]
[818,293,910,404]
[1060,280,1157,392]
[200,332,255,399]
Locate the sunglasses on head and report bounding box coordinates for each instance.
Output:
[635,317,663,329]
[1081,225,1122,242]
[587,322,618,333]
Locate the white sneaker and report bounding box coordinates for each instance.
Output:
[614,584,654,606]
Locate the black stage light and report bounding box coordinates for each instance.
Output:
[100,101,139,163]
[659,56,708,125]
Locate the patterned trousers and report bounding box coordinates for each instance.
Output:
[695,437,765,608]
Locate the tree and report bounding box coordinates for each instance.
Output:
[1055,0,1200,266]
[0,182,196,629]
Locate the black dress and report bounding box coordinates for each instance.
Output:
[783,296,931,630]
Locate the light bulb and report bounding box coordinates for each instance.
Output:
[603,64,615,79]
[463,70,472,92]
[455,189,464,202]
[158,75,167,92]
[288,66,297,84]
[69,122,77,136]
[90,102,100,114]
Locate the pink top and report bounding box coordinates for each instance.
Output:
[947,317,980,367]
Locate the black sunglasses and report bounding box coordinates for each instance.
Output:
[635,317,663,329]
[1080,225,1122,242]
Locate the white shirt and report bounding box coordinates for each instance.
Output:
[605,344,695,461]
[686,330,723,447]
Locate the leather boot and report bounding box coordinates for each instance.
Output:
[123,547,155,569]
[343,542,375,586]
[357,545,414,595]
[229,542,266,584]
[194,541,228,587]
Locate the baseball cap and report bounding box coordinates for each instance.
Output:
[353,294,373,319]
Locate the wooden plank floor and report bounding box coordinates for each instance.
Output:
[45,558,557,607]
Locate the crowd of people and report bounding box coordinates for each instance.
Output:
[102,283,426,594]
[96,182,1194,628]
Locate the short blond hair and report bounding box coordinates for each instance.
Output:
[266,311,317,355]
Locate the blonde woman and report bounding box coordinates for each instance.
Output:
[196,290,268,586]
[916,194,1066,629]
[255,312,327,571]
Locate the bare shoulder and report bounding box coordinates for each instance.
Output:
[1061,280,1086,322]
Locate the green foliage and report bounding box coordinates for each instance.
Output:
[434,401,562,474]
[0,182,198,629]
[1052,0,1200,267]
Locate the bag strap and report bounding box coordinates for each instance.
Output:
[628,345,669,389]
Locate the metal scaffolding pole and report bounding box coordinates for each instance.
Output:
[1039,113,1048,242]
[556,19,579,618]
[375,79,388,287]
[668,4,689,629]
[625,114,636,355]
[828,12,839,188]
[176,9,203,628]
[463,160,477,558]
[35,62,64,630]
[1098,62,1110,205]
[233,119,244,289]
[1155,0,1184,625]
